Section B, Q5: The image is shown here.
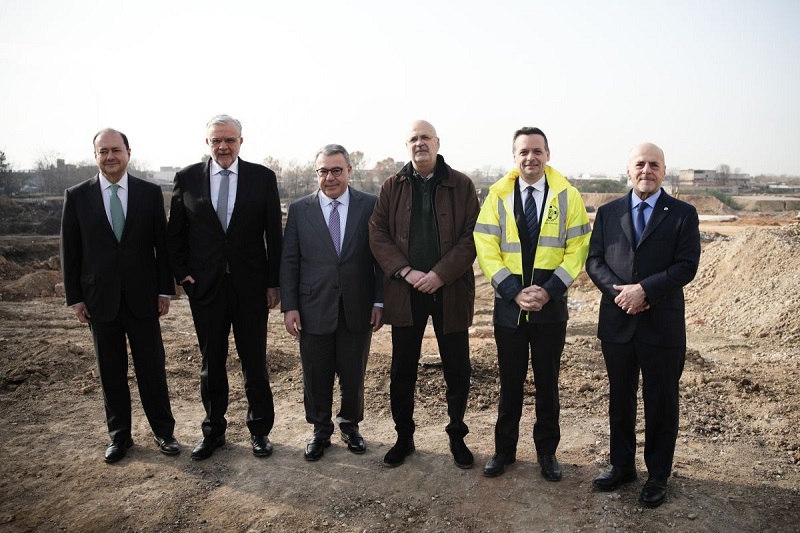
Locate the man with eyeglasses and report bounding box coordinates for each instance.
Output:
[369,120,480,468]
[280,144,383,461]
[167,114,283,460]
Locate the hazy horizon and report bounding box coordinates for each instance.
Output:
[2,1,798,177]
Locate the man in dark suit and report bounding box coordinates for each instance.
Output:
[586,142,700,508]
[280,144,383,461]
[167,114,283,460]
[61,128,178,463]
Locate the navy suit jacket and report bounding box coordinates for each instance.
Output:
[585,189,700,347]
[60,174,174,322]
[167,158,282,306]
[280,187,383,335]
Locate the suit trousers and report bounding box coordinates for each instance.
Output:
[493,320,566,456]
[389,290,471,440]
[299,300,371,439]
[90,294,175,443]
[189,275,275,438]
[601,338,685,480]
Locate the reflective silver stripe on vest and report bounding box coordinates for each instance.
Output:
[553,265,575,287]
[491,266,512,289]
[497,195,521,253]
[474,222,501,237]
[566,221,592,240]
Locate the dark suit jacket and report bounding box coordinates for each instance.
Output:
[585,189,700,347]
[280,187,383,335]
[60,174,174,322]
[167,158,282,305]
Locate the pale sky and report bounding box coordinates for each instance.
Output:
[1,0,798,177]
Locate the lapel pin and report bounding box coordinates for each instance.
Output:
[664,207,669,211]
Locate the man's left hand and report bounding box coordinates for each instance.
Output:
[158,296,171,317]
[267,288,280,309]
[413,271,444,294]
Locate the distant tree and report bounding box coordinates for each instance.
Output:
[349,150,368,190]
[0,150,11,194]
[263,156,284,195]
[282,159,315,202]
[368,157,404,194]
[716,164,731,184]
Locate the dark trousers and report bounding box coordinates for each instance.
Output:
[189,276,274,438]
[90,294,175,443]
[601,338,685,480]
[299,300,372,439]
[493,320,566,456]
[389,291,471,440]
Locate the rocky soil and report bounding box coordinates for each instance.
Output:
[0,196,798,532]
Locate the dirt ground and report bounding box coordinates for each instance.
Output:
[0,197,798,532]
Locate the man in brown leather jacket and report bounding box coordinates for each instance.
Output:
[369,120,480,469]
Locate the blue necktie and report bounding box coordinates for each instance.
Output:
[329,200,341,256]
[217,169,231,231]
[634,202,648,245]
[524,186,538,248]
[109,184,124,242]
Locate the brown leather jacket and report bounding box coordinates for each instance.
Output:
[369,155,479,333]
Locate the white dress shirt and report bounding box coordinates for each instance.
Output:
[99,172,129,226]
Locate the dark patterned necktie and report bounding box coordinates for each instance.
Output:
[524,186,538,248]
[329,200,341,256]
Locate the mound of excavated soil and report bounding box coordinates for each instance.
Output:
[686,223,800,344]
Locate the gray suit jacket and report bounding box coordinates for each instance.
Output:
[280,186,383,335]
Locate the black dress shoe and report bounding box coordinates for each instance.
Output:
[382,437,415,468]
[592,465,637,491]
[251,435,273,457]
[341,432,367,454]
[449,437,474,469]
[304,436,331,461]
[639,478,668,508]
[538,454,563,482]
[191,435,225,460]
[153,435,180,456]
[104,438,134,464]
[483,453,516,477]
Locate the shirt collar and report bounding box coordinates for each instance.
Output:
[518,174,546,194]
[319,186,350,207]
[99,172,129,191]
[632,188,662,209]
[210,158,239,176]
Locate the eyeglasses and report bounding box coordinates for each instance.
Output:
[208,137,241,146]
[406,134,436,144]
[315,167,344,178]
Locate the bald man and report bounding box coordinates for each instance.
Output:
[586,142,700,508]
[369,120,480,469]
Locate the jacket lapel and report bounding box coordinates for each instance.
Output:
[340,187,363,258]
[618,192,637,249]
[304,191,339,258]
[90,175,117,240]
[640,190,672,244]
[227,158,247,233]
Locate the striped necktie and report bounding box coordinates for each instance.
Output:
[524,186,539,248]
